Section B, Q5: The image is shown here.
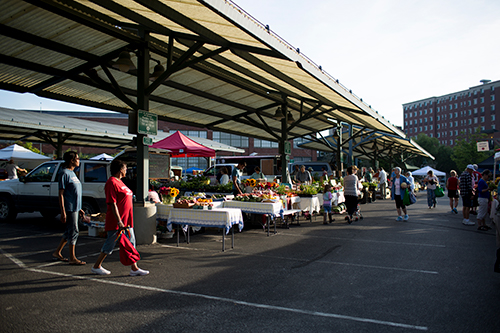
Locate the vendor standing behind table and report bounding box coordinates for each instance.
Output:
[6,159,27,179]
[250,166,265,180]
[295,165,312,185]
[232,161,246,196]
[220,167,230,185]
[377,167,387,199]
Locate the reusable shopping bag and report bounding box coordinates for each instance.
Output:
[117,228,141,266]
[403,189,411,206]
[434,186,445,197]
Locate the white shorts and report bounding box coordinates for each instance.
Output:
[477,197,489,220]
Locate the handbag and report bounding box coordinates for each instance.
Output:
[434,186,445,197]
[117,228,141,266]
[409,192,417,204]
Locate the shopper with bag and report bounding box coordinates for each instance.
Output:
[391,167,411,221]
[91,159,149,276]
[423,170,439,209]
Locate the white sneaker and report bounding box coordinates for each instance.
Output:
[91,267,111,275]
[130,268,149,276]
[403,215,409,221]
[462,219,475,226]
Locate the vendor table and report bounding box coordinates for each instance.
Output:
[167,208,243,251]
[298,195,321,214]
[222,200,283,236]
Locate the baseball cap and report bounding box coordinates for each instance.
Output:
[466,164,474,170]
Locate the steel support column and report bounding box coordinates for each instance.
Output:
[136,32,150,204]
[280,104,288,184]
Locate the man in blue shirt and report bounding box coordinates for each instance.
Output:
[477,169,492,231]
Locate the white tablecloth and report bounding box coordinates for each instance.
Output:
[223,200,283,219]
[298,196,321,213]
[167,208,243,234]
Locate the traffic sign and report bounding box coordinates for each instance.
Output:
[143,136,153,146]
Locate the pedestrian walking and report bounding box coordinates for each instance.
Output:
[423,170,439,209]
[391,167,410,221]
[476,169,492,231]
[378,167,387,199]
[344,166,361,223]
[446,170,460,214]
[52,151,86,265]
[459,165,475,226]
[91,159,148,276]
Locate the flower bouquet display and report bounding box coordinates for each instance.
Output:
[159,186,180,204]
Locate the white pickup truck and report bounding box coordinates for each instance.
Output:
[0,160,110,222]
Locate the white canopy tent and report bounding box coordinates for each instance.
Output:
[89,153,114,161]
[412,166,446,177]
[0,144,50,170]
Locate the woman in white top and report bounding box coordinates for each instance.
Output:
[219,167,230,185]
[405,171,415,192]
[343,165,361,224]
[423,170,438,209]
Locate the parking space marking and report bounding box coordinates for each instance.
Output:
[0,232,55,243]
[25,266,428,331]
[159,245,439,275]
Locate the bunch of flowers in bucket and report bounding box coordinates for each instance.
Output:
[244,178,257,187]
[257,181,279,190]
[159,186,180,204]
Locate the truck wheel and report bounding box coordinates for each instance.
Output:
[82,201,98,215]
[0,196,17,222]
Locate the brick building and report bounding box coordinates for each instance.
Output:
[28,111,318,169]
[403,80,500,146]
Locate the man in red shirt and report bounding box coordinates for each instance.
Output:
[471,164,482,215]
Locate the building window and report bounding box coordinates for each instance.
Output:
[468,101,471,106]
[212,132,249,147]
[480,97,484,103]
[493,124,496,129]
[449,122,452,127]
[474,118,478,124]
[430,116,433,121]
[474,108,478,114]
[430,125,433,130]
[481,126,485,131]
[468,119,472,125]
[437,124,440,129]
[405,114,408,119]
[293,137,308,148]
[455,130,458,135]
[492,105,496,111]
[468,110,472,115]
[420,119,422,124]
[492,115,496,121]
[450,139,453,145]
[492,95,495,101]
[454,112,458,118]
[474,99,478,105]
[437,133,441,138]
[481,116,485,123]
[420,127,423,132]
[414,112,417,117]
[424,126,427,131]
[437,115,440,121]
[430,133,433,137]
[425,118,428,123]
[254,139,279,148]
[455,121,458,126]
[172,130,208,138]
[419,110,422,116]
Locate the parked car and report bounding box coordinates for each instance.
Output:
[0,159,110,222]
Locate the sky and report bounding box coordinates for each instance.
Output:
[1,0,499,127]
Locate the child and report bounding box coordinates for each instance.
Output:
[323,184,335,224]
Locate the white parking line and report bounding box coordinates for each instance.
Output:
[1,247,429,331]
[26,266,428,331]
[159,245,439,275]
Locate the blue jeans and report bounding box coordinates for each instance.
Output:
[101,228,136,255]
[427,189,436,207]
[62,211,79,245]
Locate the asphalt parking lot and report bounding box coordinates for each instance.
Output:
[1,193,499,333]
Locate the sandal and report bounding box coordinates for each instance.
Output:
[477,226,488,231]
[69,259,86,265]
[52,255,69,262]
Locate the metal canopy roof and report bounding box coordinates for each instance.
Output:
[0,107,245,153]
[0,0,426,152]
[298,125,435,162]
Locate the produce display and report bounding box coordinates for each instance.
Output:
[234,192,278,202]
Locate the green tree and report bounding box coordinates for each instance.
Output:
[15,141,45,155]
[435,145,457,172]
[451,128,491,171]
[411,133,440,168]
